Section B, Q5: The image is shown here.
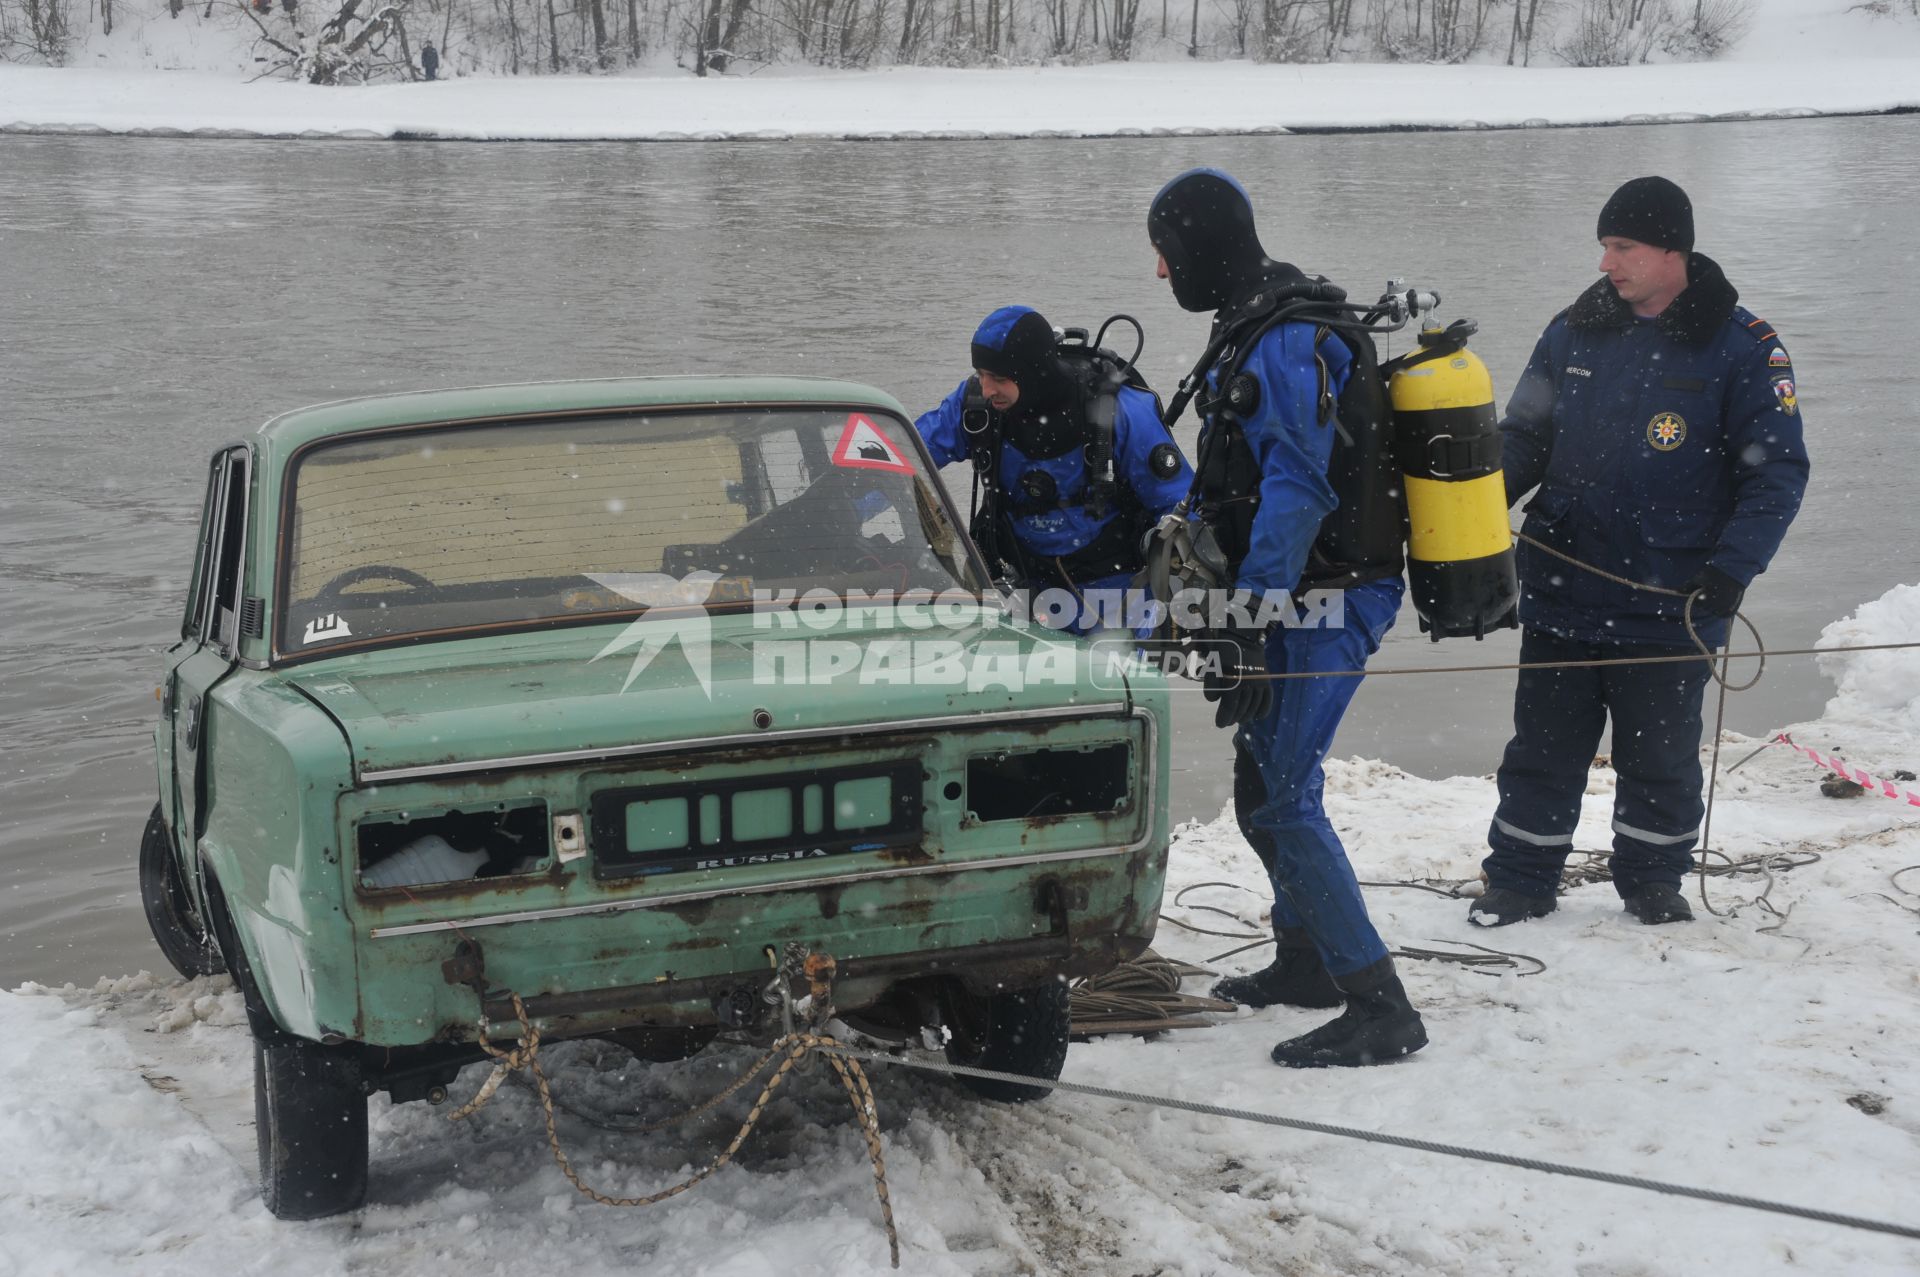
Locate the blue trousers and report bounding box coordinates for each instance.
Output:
[1483,629,1711,900]
[1232,579,1402,978]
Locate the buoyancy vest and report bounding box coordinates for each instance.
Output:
[965,339,1165,589]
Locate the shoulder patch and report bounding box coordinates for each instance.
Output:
[1734,308,1791,367]
[1771,375,1798,417]
[1740,313,1778,345]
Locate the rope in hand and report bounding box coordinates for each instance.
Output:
[1210,529,1919,918]
[1509,531,1763,693]
[451,991,900,1269]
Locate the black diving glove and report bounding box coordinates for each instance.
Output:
[1682,566,1745,619]
[1201,625,1273,729]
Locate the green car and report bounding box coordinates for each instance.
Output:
[140,376,1171,1219]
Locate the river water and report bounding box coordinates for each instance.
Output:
[3,117,1916,985]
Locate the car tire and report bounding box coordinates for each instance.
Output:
[255,1035,369,1220]
[942,979,1071,1104]
[138,803,224,979]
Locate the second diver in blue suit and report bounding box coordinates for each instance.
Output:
[916,306,1192,633]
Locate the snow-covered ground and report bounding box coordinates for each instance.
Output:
[6,587,1918,1276]
[4,0,1920,139]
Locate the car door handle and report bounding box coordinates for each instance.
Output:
[184,696,203,751]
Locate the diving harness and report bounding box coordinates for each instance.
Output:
[963,314,1162,593]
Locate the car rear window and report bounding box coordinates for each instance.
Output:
[280,408,981,654]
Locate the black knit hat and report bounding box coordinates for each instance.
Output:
[1597,176,1694,253]
[1148,168,1273,313]
[970,306,1065,398]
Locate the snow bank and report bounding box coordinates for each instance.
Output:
[3,53,1919,141]
[7,0,1918,140]
[5,588,1919,1275]
[1818,582,1920,741]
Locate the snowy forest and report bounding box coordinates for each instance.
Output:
[6,0,1856,83]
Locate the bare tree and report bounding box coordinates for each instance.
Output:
[12,0,71,62]
[1254,0,1309,58]
[1036,0,1066,51]
[1507,0,1548,63]
[1553,0,1667,64]
[586,0,609,62]
[692,0,751,71]
[897,0,923,52]
[1662,0,1749,55]
[1106,0,1140,54]
[1324,0,1355,54]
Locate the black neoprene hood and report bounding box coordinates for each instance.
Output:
[1148,168,1273,313]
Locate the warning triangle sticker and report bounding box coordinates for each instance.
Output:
[830,414,915,474]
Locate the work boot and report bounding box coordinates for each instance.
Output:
[1623,883,1694,925]
[1269,958,1427,1069]
[1468,887,1557,928]
[1210,926,1343,1009]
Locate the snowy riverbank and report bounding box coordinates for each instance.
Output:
[7,0,1920,140]
[3,57,1919,140]
[4,587,1918,1275]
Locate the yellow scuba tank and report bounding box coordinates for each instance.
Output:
[1387,320,1518,640]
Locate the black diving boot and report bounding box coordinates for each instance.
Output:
[1623,883,1694,924]
[1269,958,1427,1069]
[1468,887,1556,928]
[1210,926,1344,1009]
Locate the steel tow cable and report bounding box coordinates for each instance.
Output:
[1224,638,1920,682]
[817,1042,1920,1245]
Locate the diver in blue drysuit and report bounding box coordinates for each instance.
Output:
[916,306,1192,634]
[1149,168,1426,1068]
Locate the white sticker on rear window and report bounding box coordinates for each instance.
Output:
[303,612,352,643]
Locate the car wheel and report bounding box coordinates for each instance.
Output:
[941,979,1071,1104]
[255,1035,369,1220]
[138,804,224,978]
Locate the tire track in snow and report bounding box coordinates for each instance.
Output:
[927,1082,1406,1277]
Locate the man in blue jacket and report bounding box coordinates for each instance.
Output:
[916,306,1191,631]
[1474,176,1810,928]
[1149,168,1425,1068]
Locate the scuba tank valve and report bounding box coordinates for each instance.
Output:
[1374,279,1442,327]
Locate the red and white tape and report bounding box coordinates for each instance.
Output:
[1773,733,1920,808]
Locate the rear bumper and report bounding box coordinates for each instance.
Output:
[414,837,1166,1044]
[477,910,1153,1040]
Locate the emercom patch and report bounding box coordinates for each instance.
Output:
[1647,411,1687,451]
